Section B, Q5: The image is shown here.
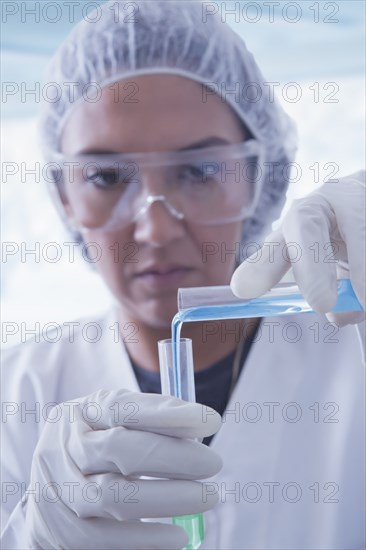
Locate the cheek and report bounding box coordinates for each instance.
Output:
[82,230,136,289]
[192,222,243,283]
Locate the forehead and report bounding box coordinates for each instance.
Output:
[60,74,244,154]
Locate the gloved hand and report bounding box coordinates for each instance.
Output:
[23,388,222,549]
[231,170,366,326]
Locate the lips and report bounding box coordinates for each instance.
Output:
[135,265,193,277]
[133,265,194,288]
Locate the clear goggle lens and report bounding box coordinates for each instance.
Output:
[47,139,264,232]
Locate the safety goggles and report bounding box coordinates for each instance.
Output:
[47,139,264,232]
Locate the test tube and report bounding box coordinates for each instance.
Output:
[158,338,205,550]
[177,279,363,314]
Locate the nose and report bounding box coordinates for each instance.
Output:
[133,195,186,247]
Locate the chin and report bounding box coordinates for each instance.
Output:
[144,299,178,328]
[138,309,175,329]
[119,294,178,329]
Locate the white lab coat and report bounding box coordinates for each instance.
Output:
[1,306,365,549]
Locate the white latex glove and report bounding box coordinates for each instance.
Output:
[23,389,222,549]
[231,170,366,326]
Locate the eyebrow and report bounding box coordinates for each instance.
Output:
[75,137,233,155]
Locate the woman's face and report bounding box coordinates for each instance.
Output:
[61,74,246,327]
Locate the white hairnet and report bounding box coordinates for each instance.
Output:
[39,0,298,250]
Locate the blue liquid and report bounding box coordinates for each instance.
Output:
[171,279,362,398]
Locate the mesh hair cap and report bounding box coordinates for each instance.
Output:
[39,0,298,249]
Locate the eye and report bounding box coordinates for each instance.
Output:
[178,164,206,183]
[86,169,130,190]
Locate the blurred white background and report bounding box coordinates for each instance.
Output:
[1,1,365,346]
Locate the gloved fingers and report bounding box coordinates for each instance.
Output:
[79,520,189,550]
[326,310,366,327]
[232,202,337,312]
[62,475,219,520]
[281,195,339,313]
[27,489,189,549]
[231,228,290,298]
[232,174,366,317]
[76,389,221,438]
[70,425,223,479]
[40,514,189,550]
[326,258,365,324]
[327,197,366,311]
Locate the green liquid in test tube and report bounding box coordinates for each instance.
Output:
[158,338,205,550]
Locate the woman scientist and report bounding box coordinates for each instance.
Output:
[1,1,365,549]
